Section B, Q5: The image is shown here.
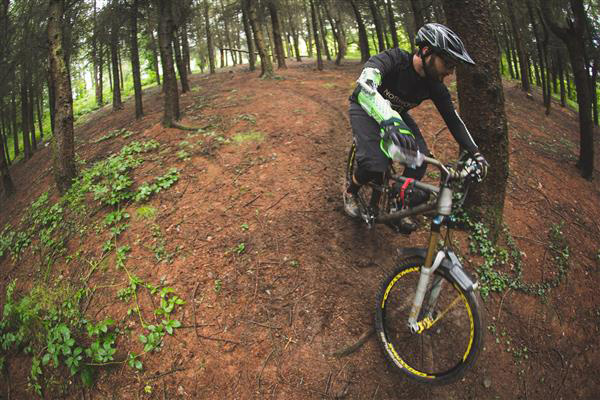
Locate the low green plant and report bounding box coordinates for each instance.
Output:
[232,131,264,144]
[214,279,222,293]
[0,282,118,394]
[135,168,179,202]
[462,214,570,298]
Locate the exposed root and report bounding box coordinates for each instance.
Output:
[331,328,375,358]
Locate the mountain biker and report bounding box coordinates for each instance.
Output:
[344,23,488,232]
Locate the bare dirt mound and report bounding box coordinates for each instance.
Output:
[1,61,599,399]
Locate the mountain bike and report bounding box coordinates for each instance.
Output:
[345,141,483,385]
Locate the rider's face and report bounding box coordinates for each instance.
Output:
[425,54,455,82]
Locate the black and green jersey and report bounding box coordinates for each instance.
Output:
[351,48,478,154]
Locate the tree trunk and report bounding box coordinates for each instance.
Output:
[130,0,143,119]
[241,0,256,70]
[304,0,313,57]
[28,78,36,151]
[173,33,190,92]
[11,87,18,157]
[557,51,566,106]
[410,0,425,28]
[110,4,122,111]
[245,0,274,78]
[316,2,331,61]
[368,0,385,52]
[385,0,399,48]
[219,0,235,66]
[442,0,509,241]
[542,0,594,179]
[506,0,530,93]
[92,0,102,107]
[502,22,515,79]
[98,41,104,103]
[349,0,370,62]
[534,5,551,114]
[36,82,44,141]
[322,0,346,65]
[155,0,180,126]
[267,0,287,69]
[182,23,192,75]
[204,0,216,74]
[0,114,13,195]
[20,71,31,160]
[48,0,76,193]
[147,26,161,85]
[309,0,323,70]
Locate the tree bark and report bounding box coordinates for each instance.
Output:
[410,0,425,29]
[368,0,385,52]
[542,0,594,179]
[130,0,143,119]
[20,70,31,160]
[304,0,313,57]
[241,0,256,70]
[506,0,530,93]
[384,0,399,48]
[155,0,180,126]
[182,23,192,75]
[322,0,345,65]
[173,32,190,92]
[309,0,323,70]
[110,1,122,110]
[11,87,18,157]
[557,50,566,106]
[204,0,216,74]
[349,0,370,62]
[48,0,76,193]
[147,25,161,85]
[316,2,331,61]
[267,0,287,69]
[245,0,274,78]
[442,0,509,240]
[501,21,515,79]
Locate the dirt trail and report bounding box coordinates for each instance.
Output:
[1,61,599,399]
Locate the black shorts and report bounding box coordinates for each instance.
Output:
[349,101,429,177]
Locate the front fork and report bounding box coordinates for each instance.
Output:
[408,223,444,334]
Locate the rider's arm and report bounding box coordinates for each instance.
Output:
[356,49,413,135]
[430,84,479,154]
[356,67,412,137]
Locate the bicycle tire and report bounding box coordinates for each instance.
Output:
[375,256,483,385]
[345,141,390,219]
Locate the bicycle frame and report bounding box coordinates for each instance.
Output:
[377,156,479,334]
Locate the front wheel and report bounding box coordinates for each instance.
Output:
[375,256,483,385]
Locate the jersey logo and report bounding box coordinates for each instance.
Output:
[382,88,419,113]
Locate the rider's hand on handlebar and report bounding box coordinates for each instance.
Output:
[472,152,488,182]
[382,124,417,153]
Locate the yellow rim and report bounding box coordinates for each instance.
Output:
[381,265,476,378]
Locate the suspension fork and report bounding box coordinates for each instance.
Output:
[407,221,444,333]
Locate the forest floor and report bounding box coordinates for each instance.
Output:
[1,60,599,399]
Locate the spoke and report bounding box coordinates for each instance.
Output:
[429,293,462,328]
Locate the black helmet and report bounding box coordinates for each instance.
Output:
[415,23,475,65]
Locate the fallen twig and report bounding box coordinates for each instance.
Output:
[145,366,187,381]
[257,349,276,391]
[264,193,289,213]
[243,194,262,207]
[331,328,375,357]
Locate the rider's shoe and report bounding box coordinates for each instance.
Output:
[388,217,419,234]
[343,191,360,218]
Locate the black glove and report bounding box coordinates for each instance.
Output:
[382,124,417,153]
[472,152,488,182]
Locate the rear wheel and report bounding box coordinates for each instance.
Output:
[375,256,483,385]
[345,141,390,223]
